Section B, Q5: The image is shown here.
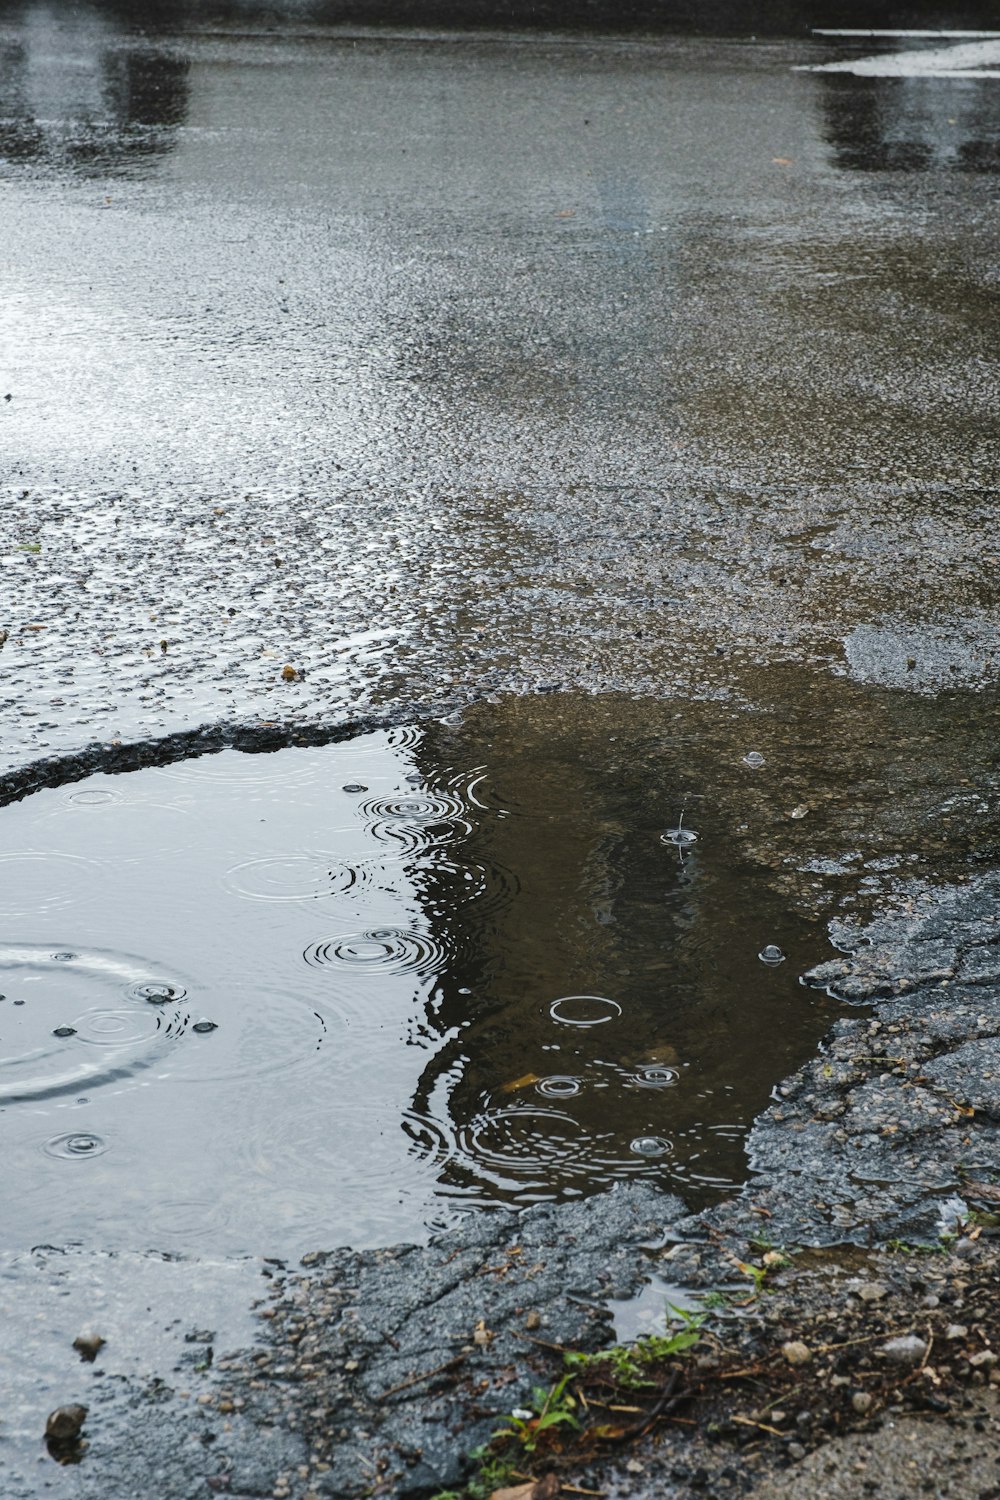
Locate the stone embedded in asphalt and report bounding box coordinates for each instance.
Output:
[45,1404,88,1442]
[880,1336,928,1366]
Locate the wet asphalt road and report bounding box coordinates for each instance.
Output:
[2,8,1000,1497]
[3,4,1000,780]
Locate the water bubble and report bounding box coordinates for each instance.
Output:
[192,1020,218,1034]
[44,1132,109,1160]
[52,1026,77,1038]
[661,826,698,847]
[630,1066,680,1090]
[758,945,786,966]
[52,951,77,962]
[535,1075,583,1099]
[742,751,766,768]
[548,995,623,1027]
[629,1136,671,1158]
[342,783,368,794]
[126,981,187,1005]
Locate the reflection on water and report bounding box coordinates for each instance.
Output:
[0,3,189,174]
[819,73,1000,173]
[2,681,1000,1255]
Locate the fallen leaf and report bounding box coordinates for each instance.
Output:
[503,1073,541,1092]
[490,1476,560,1500]
[963,1179,1000,1202]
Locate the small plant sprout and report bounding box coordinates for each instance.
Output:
[495,1372,580,1453]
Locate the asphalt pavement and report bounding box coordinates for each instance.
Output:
[3,2,999,780]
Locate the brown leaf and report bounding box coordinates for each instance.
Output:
[490,1477,559,1500]
[964,1179,1000,1202]
[502,1073,541,1093]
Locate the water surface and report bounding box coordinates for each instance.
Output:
[2,684,999,1256]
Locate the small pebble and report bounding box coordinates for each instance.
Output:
[945,1324,969,1340]
[782,1341,811,1365]
[851,1391,874,1414]
[856,1282,888,1303]
[72,1332,105,1362]
[45,1405,87,1442]
[881,1335,927,1366]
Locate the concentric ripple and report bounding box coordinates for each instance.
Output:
[629,1135,672,1158]
[0,946,189,1103]
[548,994,623,1027]
[0,852,101,918]
[303,928,447,977]
[401,1108,457,1172]
[155,749,317,787]
[360,792,472,853]
[125,980,188,1005]
[43,1132,109,1161]
[410,852,520,920]
[661,825,699,847]
[67,788,124,807]
[628,1065,681,1089]
[454,1106,588,1187]
[535,1075,584,1099]
[224,854,405,904]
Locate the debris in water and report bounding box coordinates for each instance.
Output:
[73,1332,105,1362]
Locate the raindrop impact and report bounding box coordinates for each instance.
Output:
[535,1076,583,1099]
[629,1136,671,1158]
[303,928,446,977]
[548,995,623,1027]
[742,751,766,768]
[758,945,786,966]
[44,1132,109,1160]
[630,1065,680,1089]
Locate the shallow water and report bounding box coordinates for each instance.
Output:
[2,685,1000,1257]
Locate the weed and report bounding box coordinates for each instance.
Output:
[885,1237,943,1256]
[495,1371,581,1452]
[564,1305,707,1389]
[428,1444,518,1500]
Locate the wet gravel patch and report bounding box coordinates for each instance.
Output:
[694,871,1000,1253]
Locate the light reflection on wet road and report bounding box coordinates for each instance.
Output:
[2,6,999,770]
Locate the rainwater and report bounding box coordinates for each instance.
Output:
[3,686,999,1258]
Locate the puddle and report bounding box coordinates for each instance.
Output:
[3,685,1000,1258]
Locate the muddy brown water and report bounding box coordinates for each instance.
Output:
[2,681,999,1258]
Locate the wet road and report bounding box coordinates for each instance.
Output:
[3,9,1000,1497]
[2,4,1000,776]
